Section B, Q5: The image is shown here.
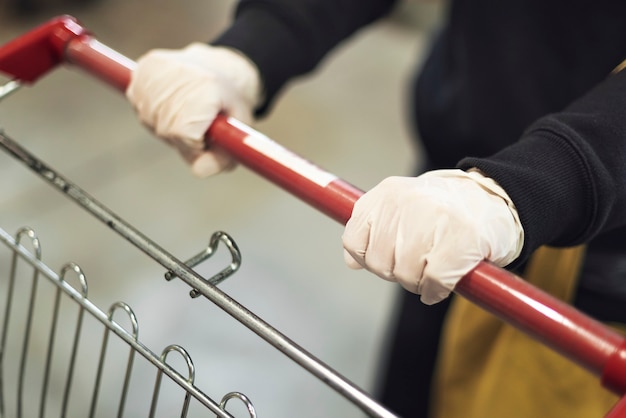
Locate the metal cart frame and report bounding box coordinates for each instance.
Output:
[1,15,626,417]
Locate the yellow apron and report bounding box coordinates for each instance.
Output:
[431,246,622,418]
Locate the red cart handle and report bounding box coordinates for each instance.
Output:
[3,15,626,402]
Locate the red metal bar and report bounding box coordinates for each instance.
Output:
[3,16,626,408]
[607,392,626,418]
[0,15,89,83]
[205,117,363,224]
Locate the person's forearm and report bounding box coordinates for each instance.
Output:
[213,0,399,114]
[459,68,626,261]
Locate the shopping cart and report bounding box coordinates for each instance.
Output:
[1,15,626,417]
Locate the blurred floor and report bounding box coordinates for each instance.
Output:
[0,1,441,416]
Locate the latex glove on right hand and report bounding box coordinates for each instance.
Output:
[342,169,524,305]
[126,43,263,178]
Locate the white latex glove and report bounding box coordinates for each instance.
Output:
[342,169,524,305]
[126,43,263,177]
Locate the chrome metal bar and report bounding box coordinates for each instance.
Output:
[16,228,40,418]
[59,263,88,417]
[39,266,63,417]
[0,228,39,418]
[0,80,21,102]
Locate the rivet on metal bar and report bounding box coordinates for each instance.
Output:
[0,80,22,102]
[220,392,258,418]
[164,231,242,298]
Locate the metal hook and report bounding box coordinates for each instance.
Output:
[59,262,89,298]
[159,345,195,383]
[107,301,140,341]
[15,227,41,260]
[149,344,195,418]
[90,302,139,417]
[219,392,257,418]
[164,231,242,298]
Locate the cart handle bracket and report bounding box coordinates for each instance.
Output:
[0,15,89,83]
[164,231,242,298]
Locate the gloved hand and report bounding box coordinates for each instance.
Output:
[342,169,524,304]
[126,43,263,177]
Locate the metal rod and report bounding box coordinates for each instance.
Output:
[0,80,21,102]
[16,229,41,418]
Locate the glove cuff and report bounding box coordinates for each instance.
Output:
[184,43,264,109]
[419,168,524,266]
[466,168,525,264]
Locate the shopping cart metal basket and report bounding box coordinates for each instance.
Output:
[1,15,626,417]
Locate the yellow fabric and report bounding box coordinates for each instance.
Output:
[430,245,621,418]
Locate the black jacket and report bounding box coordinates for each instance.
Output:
[214,0,626,320]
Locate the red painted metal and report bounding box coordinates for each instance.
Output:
[0,15,89,83]
[604,339,626,395]
[457,262,625,378]
[66,37,135,92]
[206,116,363,224]
[3,16,626,414]
[607,393,626,418]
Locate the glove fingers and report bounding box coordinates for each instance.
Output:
[343,249,364,270]
[417,217,484,304]
[342,202,371,270]
[343,184,399,282]
[126,44,259,178]
[361,216,399,282]
[191,148,236,178]
[419,251,483,305]
[392,221,431,294]
[127,50,182,132]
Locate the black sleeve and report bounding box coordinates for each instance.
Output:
[458,68,626,263]
[212,0,398,114]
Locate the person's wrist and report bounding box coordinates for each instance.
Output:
[465,168,524,264]
[219,46,265,107]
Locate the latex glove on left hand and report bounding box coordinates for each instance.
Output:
[126,43,263,177]
[342,169,524,305]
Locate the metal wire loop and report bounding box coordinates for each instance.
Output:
[59,262,89,297]
[160,344,195,383]
[219,392,257,418]
[14,227,41,260]
[107,301,140,340]
[0,225,254,418]
[90,301,140,416]
[42,262,89,417]
[149,344,195,417]
[164,231,242,298]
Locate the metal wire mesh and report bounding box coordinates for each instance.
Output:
[0,225,256,417]
[0,125,397,418]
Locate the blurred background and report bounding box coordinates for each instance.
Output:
[0,1,443,416]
